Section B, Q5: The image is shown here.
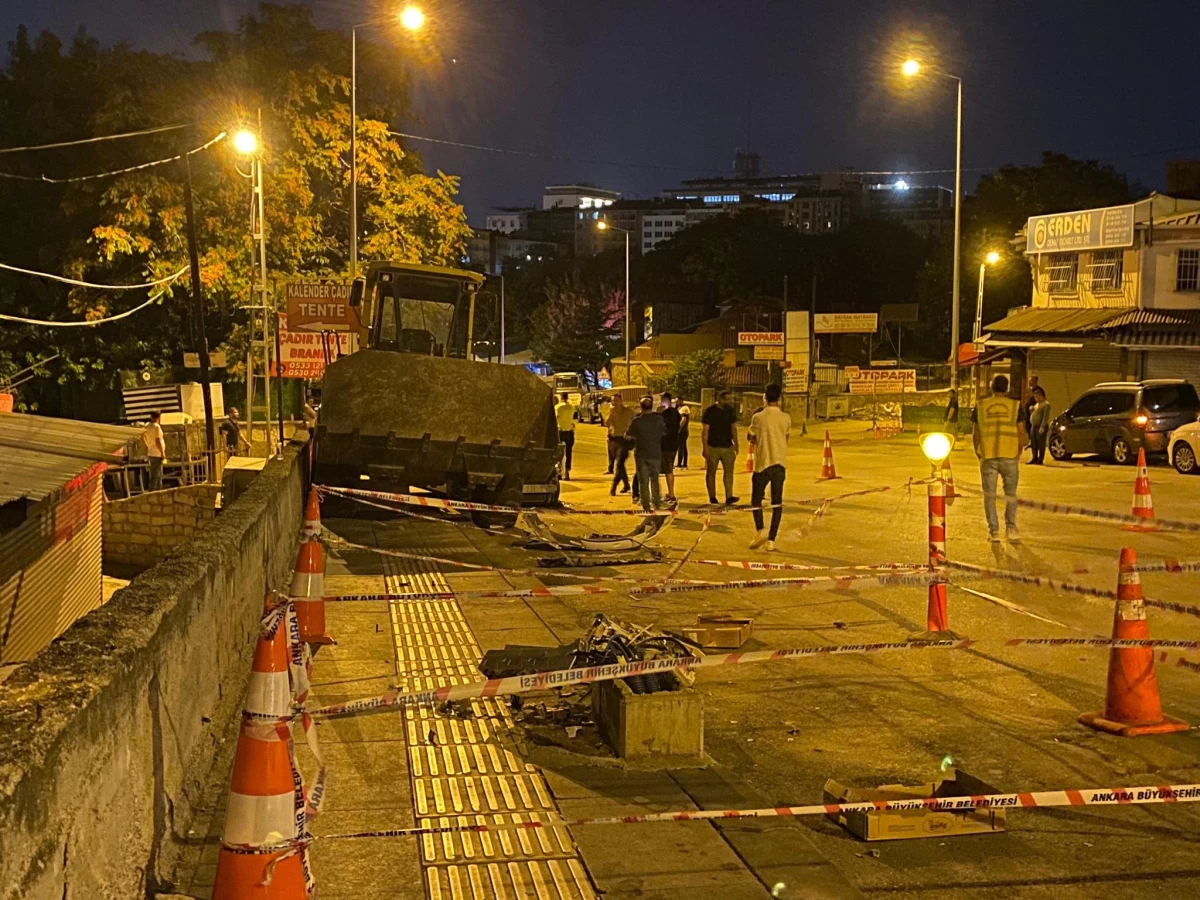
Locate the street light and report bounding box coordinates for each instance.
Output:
[919,431,955,467]
[973,251,1001,343]
[232,129,258,156]
[350,5,427,279]
[902,56,964,390]
[917,428,954,637]
[596,220,631,386]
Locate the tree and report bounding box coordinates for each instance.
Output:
[647,349,726,399]
[528,275,621,381]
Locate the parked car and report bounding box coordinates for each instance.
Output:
[1168,417,1200,474]
[1047,380,1200,464]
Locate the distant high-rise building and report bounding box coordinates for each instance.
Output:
[733,148,761,179]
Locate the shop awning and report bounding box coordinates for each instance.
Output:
[983,307,1127,334]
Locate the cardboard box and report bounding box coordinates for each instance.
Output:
[681,615,753,649]
[823,769,1006,841]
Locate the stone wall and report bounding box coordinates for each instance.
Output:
[103,484,222,569]
[0,441,307,900]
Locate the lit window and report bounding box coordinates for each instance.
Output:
[580,198,593,209]
[703,195,722,204]
[723,194,741,203]
[1177,248,1200,291]
[1046,252,1079,292]
[1088,250,1123,291]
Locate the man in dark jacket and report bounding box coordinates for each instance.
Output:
[626,395,666,511]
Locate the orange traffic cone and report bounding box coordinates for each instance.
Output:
[818,430,840,480]
[745,441,756,473]
[212,600,309,899]
[940,456,956,504]
[291,540,333,646]
[1078,547,1187,737]
[1123,448,1159,532]
[301,487,321,540]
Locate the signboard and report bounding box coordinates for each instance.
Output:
[869,358,898,367]
[1026,204,1135,254]
[754,344,785,361]
[275,313,357,379]
[183,351,227,368]
[845,366,917,394]
[783,369,809,393]
[814,313,878,334]
[738,331,784,346]
[284,281,356,332]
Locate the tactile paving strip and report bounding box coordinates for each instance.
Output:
[383,552,597,900]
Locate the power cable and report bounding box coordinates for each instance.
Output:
[0,284,173,327]
[0,354,61,387]
[0,262,188,290]
[0,123,189,155]
[0,131,226,184]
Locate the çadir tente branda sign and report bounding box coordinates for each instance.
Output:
[1026,204,1135,254]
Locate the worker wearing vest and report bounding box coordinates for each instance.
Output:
[972,374,1027,543]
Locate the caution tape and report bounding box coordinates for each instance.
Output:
[935,557,1200,620]
[664,514,710,581]
[306,639,972,719]
[1134,558,1200,575]
[691,559,924,573]
[1015,497,1200,533]
[321,484,673,517]
[1005,636,1200,651]
[631,570,947,595]
[321,585,613,602]
[231,780,1200,850]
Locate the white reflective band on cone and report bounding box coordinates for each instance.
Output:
[245,671,293,719]
[290,571,324,598]
[223,792,300,846]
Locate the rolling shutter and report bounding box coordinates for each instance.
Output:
[1144,350,1200,387]
[1030,343,1124,409]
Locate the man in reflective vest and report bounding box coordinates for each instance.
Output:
[972,374,1027,543]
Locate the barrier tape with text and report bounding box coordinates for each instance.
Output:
[1014,497,1200,533]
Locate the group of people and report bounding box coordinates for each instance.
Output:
[140,406,250,492]
[553,386,793,550]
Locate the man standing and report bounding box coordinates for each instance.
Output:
[676,399,691,469]
[702,391,739,506]
[554,392,577,479]
[1027,386,1051,465]
[748,383,791,551]
[607,394,636,496]
[659,392,682,505]
[143,409,166,492]
[626,395,665,512]
[973,374,1027,543]
[220,406,247,455]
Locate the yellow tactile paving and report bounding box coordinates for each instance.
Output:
[382,553,596,900]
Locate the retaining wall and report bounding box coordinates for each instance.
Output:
[103,484,222,570]
[0,441,307,900]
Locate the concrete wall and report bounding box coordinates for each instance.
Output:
[103,484,222,570]
[0,441,307,900]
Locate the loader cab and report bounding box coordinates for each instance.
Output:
[350,262,486,358]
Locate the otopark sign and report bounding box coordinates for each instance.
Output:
[1026,204,1135,254]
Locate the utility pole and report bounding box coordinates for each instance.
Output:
[499,274,505,363]
[182,151,216,473]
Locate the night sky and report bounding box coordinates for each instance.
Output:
[6,0,1200,225]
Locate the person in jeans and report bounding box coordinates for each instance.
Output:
[142,409,166,491]
[972,374,1027,543]
[701,391,739,505]
[554,392,577,479]
[606,394,636,495]
[626,395,665,511]
[659,392,682,504]
[748,383,791,551]
[1027,386,1051,465]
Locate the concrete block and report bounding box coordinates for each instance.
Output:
[129,532,155,545]
[151,515,174,527]
[594,673,703,759]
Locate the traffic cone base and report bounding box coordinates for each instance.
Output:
[212,849,307,899]
[1077,710,1187,737]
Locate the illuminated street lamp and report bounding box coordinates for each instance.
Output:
[917,429,955,636]
[902,56,964,390]
[232,129,259,156]
[596,220,631,386]
[919,430,955,467]
[350,5,427,278]
[974,251,1001,342]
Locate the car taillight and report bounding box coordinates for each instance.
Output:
[1134,410,1149,427]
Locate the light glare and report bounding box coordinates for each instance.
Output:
[920,431,954,464]
[901,59,921,77]
[232,129,258,155]
[399,5,426,31]
[986,251,1001,265]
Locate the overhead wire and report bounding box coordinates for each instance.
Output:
[0,262,188,290]
[0,283,174,328]
[0,131,226,184]
[0,123,189,155]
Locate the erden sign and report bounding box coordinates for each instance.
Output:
[738,331,784,346]
[284,281,356,332]
[1026,204,1135,254]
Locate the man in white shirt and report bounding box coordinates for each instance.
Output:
[747,384,791,551]
[554,392,577,479]
[143,409,166,491]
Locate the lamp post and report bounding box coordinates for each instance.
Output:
[918,431,955,636]
[902,58,963,390]
[233,126,272,454]
[596,220,631,385]
[973,250,1001,343]
[350,5,426,279]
